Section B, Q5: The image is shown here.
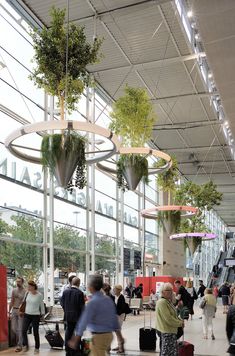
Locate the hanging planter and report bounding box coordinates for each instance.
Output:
[117,154,148,191]
[5,7,122,190]
[170,232,216,255]
[41,131,86,188]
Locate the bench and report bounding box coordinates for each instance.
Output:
[44,305,64,330]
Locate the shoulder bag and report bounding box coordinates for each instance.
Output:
[19,292,28,316]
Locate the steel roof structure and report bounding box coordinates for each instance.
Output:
[9,0,235,228]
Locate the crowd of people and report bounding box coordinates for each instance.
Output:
[8,275,235,356]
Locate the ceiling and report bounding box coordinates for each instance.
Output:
[11,0,235,228]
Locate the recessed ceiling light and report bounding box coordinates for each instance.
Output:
[208,73,213,79]
[187,10,193,18]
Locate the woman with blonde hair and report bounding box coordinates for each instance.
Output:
[156,283,184,356]
[199,288,216,340]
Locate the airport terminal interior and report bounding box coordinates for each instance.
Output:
[1,0,235,355]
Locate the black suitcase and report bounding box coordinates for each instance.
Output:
[45,329,64,349]
[139,309,156,351]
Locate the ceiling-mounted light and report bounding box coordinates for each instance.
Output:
[195,33,200,41]
[191,22,197,29]
[187,10,193,18]
[208,72,213,79]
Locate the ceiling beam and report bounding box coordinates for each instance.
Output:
[153,119,220,130]
[178,159,234,165]
[163,144,230,152]
[90,52,206,74]
[152,92,218,103]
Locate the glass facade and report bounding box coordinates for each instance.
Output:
[0,1,159,302]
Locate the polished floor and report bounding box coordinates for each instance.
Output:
[1,301,229,356]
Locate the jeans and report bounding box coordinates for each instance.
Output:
[22,314,40,350]
[11,309,23,346]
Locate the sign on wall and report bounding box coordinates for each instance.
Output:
[134,250,141,269]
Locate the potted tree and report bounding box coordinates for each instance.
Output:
[175,180,223,254]
[155,157,182,234]
[109,86,156,190]
[29,7,103,188]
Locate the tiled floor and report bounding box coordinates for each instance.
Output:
[1,302,229,356]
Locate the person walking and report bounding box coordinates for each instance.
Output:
[174,280,191,320]
[199,288,216,340]
[220,282,230,314]
[124,282,135,299]
[59,274,76,300]
[69,275,123,356]
[112,285,126,354]
[60,277,85,356]
[8,276,26,352]
[21,280,45,354]
[156,283,184,356]
[186,280,197,320]
[226,304,235,356]
[197,280,206,298]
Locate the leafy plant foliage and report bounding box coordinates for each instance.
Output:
[41,131,86,190]
[30,7,103,117]
[117,154,149,191]
[110,86,156,190]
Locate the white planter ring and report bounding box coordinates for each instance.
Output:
[97,146,172,175]
[170,232,217,241]
[5,120,121,164]
[141,205,198,220]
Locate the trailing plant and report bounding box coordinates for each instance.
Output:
[41,131,86,189]
[175,181,222,254]
[117,154,149,191]
[30,6,103,118]
[110,86,156,190]
[158,210,181,234]
[156,156,179,197]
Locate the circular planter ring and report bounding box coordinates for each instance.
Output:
[141,205,198,220]
[170,232,217,241]
[97,146,172,175]
[5,120,121,165]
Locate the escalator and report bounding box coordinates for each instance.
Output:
[227,267,235,284]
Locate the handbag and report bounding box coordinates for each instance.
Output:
[124,302,132,314]
[199,299,207,309]
[19,292,28,316]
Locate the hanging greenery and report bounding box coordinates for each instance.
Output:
[30,6,103,118]
[41,131,87,190]
[175,180,223,254]
[110,86,156,190]
[117,154,149,191]
[29,7,103,189]
[156,156,179,194]
[158,210,181,234]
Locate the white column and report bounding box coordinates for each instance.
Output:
[43,92,48,304]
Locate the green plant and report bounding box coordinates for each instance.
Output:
[110,86,156,190]
[158,210,181,234]
[30,6,103,118]
[41,131,86,189]
[156,156,179,201]
[117,154,149,190]
[110,86,156,147]
[176,180,222,254]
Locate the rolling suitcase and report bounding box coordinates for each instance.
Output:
[139,308,156,351]
[178,332,194,356]
[44,324,64,349]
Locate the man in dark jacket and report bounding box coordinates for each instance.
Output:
[197,280,206,298]
[226,305,235,356]
[61,277,85,355]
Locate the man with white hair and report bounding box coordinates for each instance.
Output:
[156,283,184,356]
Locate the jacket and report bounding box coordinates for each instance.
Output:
[226,305,235,354]
[200,294,216,318]
[155,298,183,334]
[115,294,126,315]
[60,286,85,322]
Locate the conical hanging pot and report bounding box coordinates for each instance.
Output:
[186,237,202,255]
[54,148,80,187]
[122,164,143,191]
